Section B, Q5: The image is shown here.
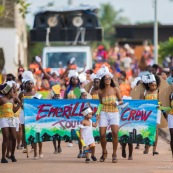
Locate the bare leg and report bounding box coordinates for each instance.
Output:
[1,128,10,159]
[38,142,42,155]
[111,125,119,156]
[17,124,22,148]
[144,144,149,154]
[169,128,173,158]
[99,127,107,162]
[33,143,37,157]
[128,143,133,159]
[21,124,26,149]
[153,127,158,153]
[6,136,11,157]
[9,127,16,157]
[99,127,107,153]
[121,143,127,158]
[53,139,56,151]
[91,146,95,156]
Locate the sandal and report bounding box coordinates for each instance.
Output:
[112,155,118,163]
[100,151,107,162]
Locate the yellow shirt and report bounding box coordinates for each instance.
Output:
[92,94,99,100]
[145,93,158,100]
[102,95,118,112]
[0,103,14,118]
[67,90,77,99]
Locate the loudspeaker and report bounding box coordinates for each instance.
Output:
[66,14,99,29]
[30,28,103,42]
[33,13,64,28]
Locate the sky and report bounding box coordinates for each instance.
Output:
[26,0,173,27]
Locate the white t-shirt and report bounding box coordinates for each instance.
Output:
[122,57,132,68]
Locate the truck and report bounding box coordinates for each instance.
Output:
[42,46,92,71]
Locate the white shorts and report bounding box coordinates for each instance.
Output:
[0,117,16,129]
[19,110,25,124]
[15,117,20,131]
[99,111,120,127]
[168,114,173,129]
[157,110,161,124]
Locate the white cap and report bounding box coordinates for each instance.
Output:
[82,107,93,116]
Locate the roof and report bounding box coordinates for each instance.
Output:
[34,5,98,15]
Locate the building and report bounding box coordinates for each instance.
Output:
[0,0,27,75]
[115,24,173,46]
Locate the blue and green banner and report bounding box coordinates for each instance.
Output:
[24,99,158,146]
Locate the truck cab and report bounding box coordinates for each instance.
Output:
[42,46,92,72]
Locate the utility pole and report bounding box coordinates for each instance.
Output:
[68,0,73,5]
[154,0,158,64]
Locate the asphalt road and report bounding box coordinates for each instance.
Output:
[0,136,172,173]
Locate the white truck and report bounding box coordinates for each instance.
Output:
[42,46,92,72]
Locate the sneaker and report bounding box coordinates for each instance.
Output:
[77,153,83,158]
[33,156,38,160]
[11,156,17,162]
[39,154,43,158]
[82,153,86,158]
[67,143,73,147]
[1,158,8,163]
[17,146,23,150]
[85,158,90,163]
[91,156,97,161]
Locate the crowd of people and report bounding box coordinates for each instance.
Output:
[0,43,173,164]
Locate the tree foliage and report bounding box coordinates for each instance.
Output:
[98,3,130,48]
[0,0,30,18]
[159,37,173,62]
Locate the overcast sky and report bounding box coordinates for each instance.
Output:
[26,0,173,27]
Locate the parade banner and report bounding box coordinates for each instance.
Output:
[24,99,158,146]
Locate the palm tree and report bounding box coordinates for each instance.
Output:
[98,3,130,47]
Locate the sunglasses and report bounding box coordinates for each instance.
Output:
[104,77,111,81]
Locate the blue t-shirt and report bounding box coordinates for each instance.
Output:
[166,76,173,85]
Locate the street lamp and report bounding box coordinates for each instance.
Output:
[154,0,158,64]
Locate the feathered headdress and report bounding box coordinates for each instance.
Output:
[97,65,113,79]
[22,71,35,84]
[68,70,79,79]
[141,74,156,84]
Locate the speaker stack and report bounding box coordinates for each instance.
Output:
[30,11,102,42]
